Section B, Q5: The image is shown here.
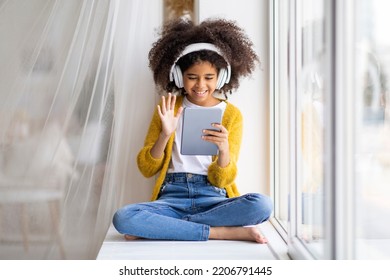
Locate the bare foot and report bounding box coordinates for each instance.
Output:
[124,234,140,241]
[209,226,268,243]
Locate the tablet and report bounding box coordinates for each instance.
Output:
[180,107,223,155]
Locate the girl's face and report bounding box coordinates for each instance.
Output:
[182,61,220,107]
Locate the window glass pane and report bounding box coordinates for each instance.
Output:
[355,0,390,259]
[296,0,326,258]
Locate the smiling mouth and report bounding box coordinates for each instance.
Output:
[193,90,207,96]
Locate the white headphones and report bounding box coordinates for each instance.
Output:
[169,43,231,89]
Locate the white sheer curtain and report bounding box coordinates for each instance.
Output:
[0,0,158,259]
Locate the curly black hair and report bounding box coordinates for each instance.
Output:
[148,18,259,96]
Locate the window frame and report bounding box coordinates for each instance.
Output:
[270,0,351,260]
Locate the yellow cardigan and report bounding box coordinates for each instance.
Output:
[137,95,243,201]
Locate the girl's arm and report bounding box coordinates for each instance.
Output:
[137,108,165,178]
[206,106,243,187]
[202,123,230,168]
[137,94,183,177]
[150,93,183,158]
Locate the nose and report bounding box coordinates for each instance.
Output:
[196,78,206,87]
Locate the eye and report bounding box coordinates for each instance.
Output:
[186,75,198,80]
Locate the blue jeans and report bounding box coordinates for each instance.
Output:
[112,173,272,241]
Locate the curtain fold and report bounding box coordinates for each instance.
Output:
[0,0,158,259]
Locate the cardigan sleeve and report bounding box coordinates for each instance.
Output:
[207,105,243,187]
[136,106,166,178]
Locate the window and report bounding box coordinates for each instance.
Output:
[272,0,328,259]
[271,0,390,259]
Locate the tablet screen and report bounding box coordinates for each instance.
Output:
[180,107,223,155]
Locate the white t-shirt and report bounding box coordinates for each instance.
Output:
[168,96,227,175]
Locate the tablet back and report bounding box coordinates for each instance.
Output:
[181,107,223,155]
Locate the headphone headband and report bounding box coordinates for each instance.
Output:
[169,43,231,89]
[173,43,226,64]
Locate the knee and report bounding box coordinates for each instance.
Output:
[246,193,273,223]
[112,205,138,234]
[112,208,126,233]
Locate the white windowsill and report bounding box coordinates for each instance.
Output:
[96,221,290,260]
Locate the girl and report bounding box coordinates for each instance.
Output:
[113,18,272,243]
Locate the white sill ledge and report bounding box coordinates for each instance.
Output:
[96,221,290,260]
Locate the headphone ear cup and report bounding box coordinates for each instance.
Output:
[172,65,184,88]
[216,68,227,90]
